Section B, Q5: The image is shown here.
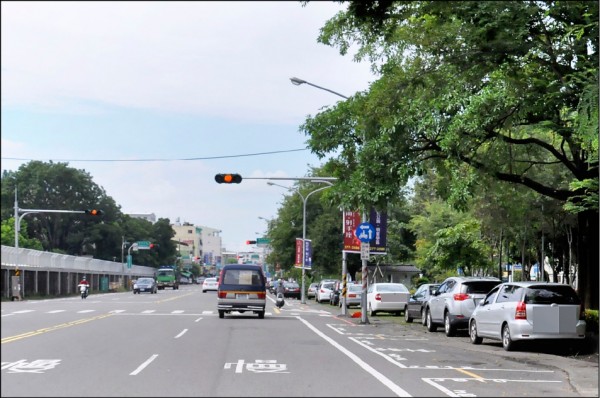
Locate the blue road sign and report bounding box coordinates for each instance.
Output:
[355,222,376,243]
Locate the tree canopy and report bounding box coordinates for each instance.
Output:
[299,1,598,307]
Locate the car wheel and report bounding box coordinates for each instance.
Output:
[218,310,224,319]
[502,324,516,351]
[405,306,413,323]
[202,290,206,293]
[426,308,437,332]
[368,303,377,316]
[258,311,265,319]
[470,320,483,344]
[444,312,456,337]
[421,309,427,326]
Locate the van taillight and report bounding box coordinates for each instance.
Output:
[453,293,469,301]
[515,301,527,320]
[257,292,266,299]
[218,291,227,299]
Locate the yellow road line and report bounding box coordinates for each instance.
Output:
[455,367,485,380]
[1,313,113,344]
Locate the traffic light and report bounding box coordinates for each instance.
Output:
[246,240,256,245]
[215,173,242,184]
[85,209,104,216]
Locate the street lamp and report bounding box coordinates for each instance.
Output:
[267,181,333,304]
[290,77,367,322]
[290,77,349,100]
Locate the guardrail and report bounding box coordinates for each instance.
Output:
[1,245,156,299]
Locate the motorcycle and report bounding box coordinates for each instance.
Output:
[275,292,285,308]
[78,284,89,299]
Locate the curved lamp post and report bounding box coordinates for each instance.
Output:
[267,181,333,304]
[290,77,369,321]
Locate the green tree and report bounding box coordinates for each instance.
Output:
[1,217,43,250]
[300,0,598,308]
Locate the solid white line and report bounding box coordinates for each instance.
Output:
[297,316,412,397]
[130,354,158,375]
[175,329,188,339]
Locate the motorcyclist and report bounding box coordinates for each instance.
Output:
[78,276,90,297]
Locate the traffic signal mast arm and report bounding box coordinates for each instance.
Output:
[214,174,337,184]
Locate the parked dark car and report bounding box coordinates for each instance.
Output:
[283,281,301,299]
[133,277,158,294]
[329,280,350,306]
[404,283,440,325]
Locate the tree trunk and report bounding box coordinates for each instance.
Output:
[577,210,598,310]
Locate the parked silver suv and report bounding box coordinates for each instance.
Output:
[425,276,501,336]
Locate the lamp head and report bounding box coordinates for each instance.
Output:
[290,77,306,86]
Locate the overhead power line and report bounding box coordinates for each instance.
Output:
[2,147,308,163]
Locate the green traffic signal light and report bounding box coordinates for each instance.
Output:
[215,173,242,184]
[85,209,104,216]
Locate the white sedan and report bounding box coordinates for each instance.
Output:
[367,283,410,316]
[202,277,219,293]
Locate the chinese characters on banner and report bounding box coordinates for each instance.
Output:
[294,238,312,268]
[343,209,387,255]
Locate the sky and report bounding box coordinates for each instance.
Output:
[1,1,376,253]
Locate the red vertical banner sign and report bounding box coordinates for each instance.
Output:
[294,238,303,267]
[343,211,361,253]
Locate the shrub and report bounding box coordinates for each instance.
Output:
[585,309,599,333]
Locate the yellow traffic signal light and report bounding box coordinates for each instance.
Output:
[215,173,242,184]
[85,209,104,216]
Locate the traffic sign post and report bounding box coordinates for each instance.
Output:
[361,242,370,260]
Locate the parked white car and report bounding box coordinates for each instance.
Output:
[469,282,586,351]
[315,280,337,303]
[366,283,410,316]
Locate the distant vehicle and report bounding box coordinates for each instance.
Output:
[404,283,440,325]
[425,276,502,336]
[156,265,179,290]
[315,280,337,303]
[217,264,266,319]
[283,281,301,299]
[307,283,318,299]
[366,283,410,316]
[202,277,218,293]
[340,283,362,308]
[133,277,158,294]
[469,282,586,351]
[196,276,206,285]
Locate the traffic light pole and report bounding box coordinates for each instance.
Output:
[13,187,102,300]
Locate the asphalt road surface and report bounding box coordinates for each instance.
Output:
[2,285,597,397]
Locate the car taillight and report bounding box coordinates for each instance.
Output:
[515,301,527,320]
[580,303,586,320]
[375,293,382,301]
[453,293,469,301]
[257,292,266,299]
[348,293,356,298]
[217,291,227,299]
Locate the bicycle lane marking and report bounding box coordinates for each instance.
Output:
[296,315,412,397]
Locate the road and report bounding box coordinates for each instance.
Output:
[1,285,597,397]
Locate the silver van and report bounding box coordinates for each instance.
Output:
[217,264,267,319]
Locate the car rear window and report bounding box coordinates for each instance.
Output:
[463,281,500,294]
[221,269,263,286]
[524,285,581,305]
